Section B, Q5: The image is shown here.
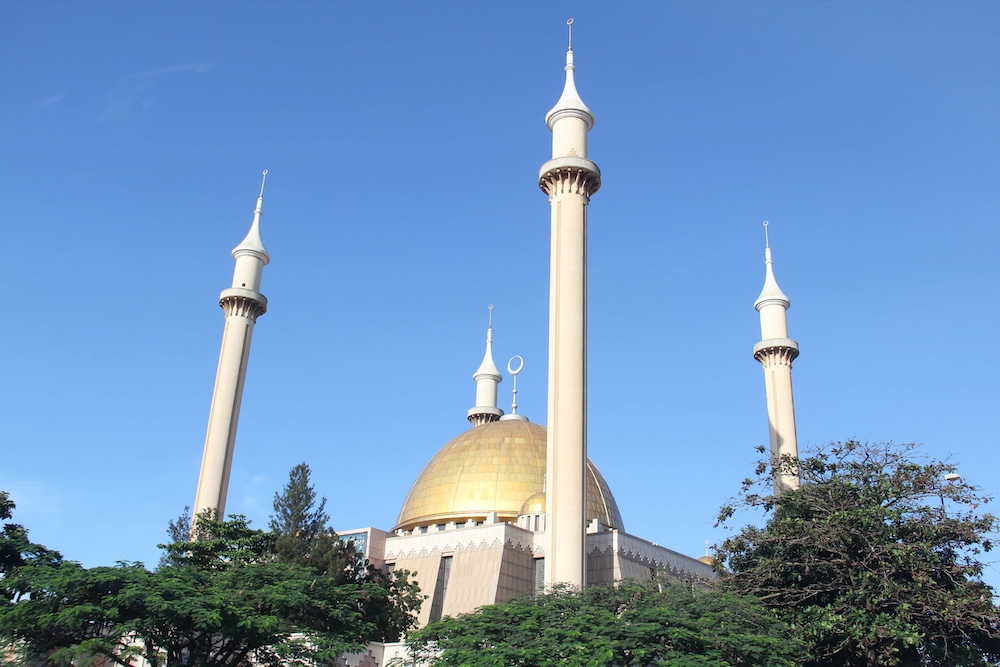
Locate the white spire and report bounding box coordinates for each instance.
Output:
[754,221,789,311]
[232,170,270,265]
[545,19,594,131]
[473,306,503,381]
[468,306,504,426]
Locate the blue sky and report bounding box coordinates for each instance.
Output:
[1,2,998,588]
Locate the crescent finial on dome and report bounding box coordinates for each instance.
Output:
[500,355,528,422]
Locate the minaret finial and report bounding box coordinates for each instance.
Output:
[545,18,593,131]
[499,356,528,421]
[233,170,270,264]
[488,304,493,331]
[755,220,788,311]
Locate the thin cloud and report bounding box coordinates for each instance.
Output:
[37,93,66,108]
[97,61,213,122]
[119,61,213,81]
[98,80,155,122]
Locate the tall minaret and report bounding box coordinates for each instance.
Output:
[752,222,800,495]
[193,172,271,520]
[540,19,600,589]
[467,306,503,426]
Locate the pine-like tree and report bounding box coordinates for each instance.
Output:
[270,463,329,538]
[270,462,356,578]
[156,506,194,569]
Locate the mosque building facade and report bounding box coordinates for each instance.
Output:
[190,21,800,667]
[337,316,715,631]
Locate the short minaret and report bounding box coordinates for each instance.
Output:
[752,221,800,495]
[467,306,504,426]
[193,171,271,520]
[539,19,600,589]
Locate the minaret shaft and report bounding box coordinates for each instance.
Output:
[193,309,258,517]
[545,191,589,588]
[758,345,799,493]
[193,179,269,521]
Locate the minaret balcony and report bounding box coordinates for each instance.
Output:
[753,338,800,366]
[219,287,268,320]
[538,157,601,198]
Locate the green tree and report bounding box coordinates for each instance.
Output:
[716,440,1000,667]
[0,491,26,575]
[270,462,332,565]
[2,513,377,666]
[268,462,422,640]
[269,462,360,581]
[407,582,804,667]
[156,504,191,569]
[0,498,421,666]
[1,492,61,579]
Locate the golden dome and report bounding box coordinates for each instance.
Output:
[697,555,715,566]
[395,419,624,532]
[520,491,546,516]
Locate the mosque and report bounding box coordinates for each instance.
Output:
[190,21,801,666]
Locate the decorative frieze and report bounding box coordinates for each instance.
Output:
[384,522,538,561]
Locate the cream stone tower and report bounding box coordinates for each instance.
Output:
[193,172,271,519]
[540,20,600,589]
[467,306,504,426]
[752,222,800,495]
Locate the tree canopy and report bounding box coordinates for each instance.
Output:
[0,491,26,575]
[407,581,805,667]
[269,462,362,582]
[0,464,422,667]
[1,512,418,667]
[716,440,1000,667]
[267,462,420,640]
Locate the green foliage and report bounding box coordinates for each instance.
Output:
[1,491,60,578]
[270,462,337,570]
[268,463,360,582]
[268,462,422,640]
[716,440,1000,667]
[408,581,804,667]
[0,486,422,667]
[156,505,192,569]
[0,491,27,575]
[2,513,375,666]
